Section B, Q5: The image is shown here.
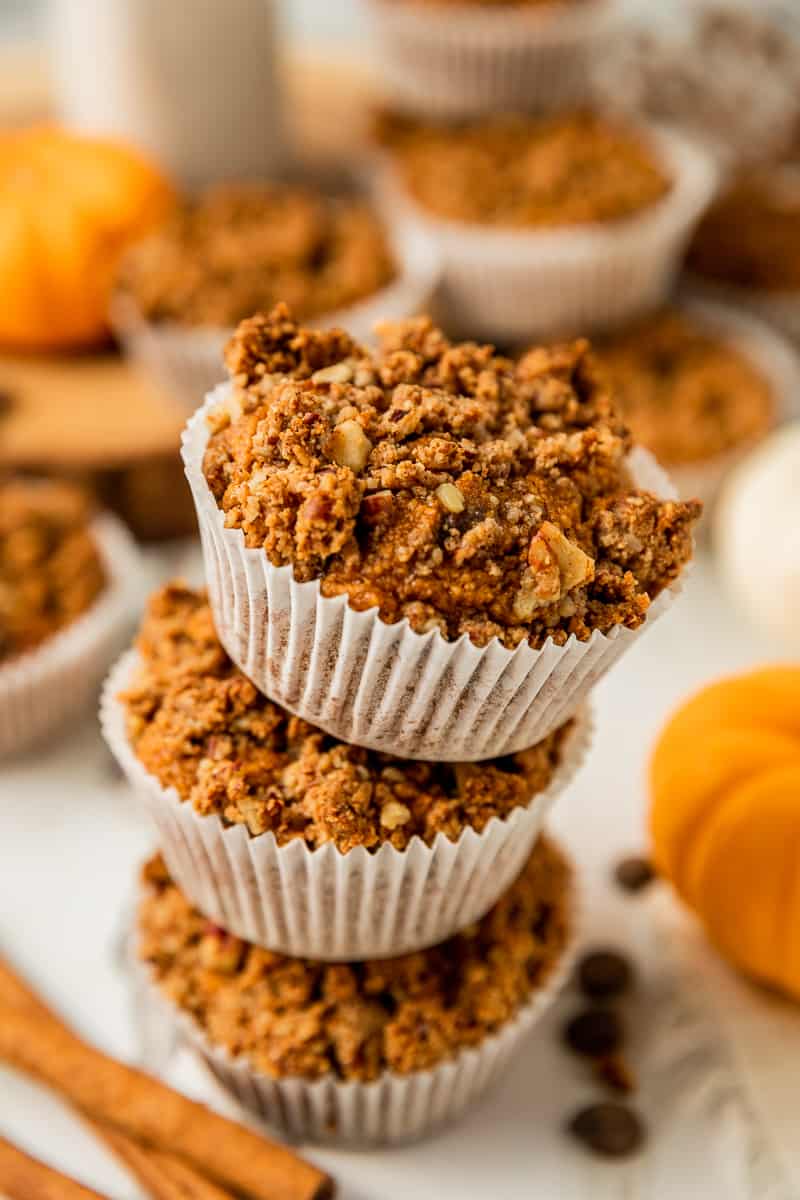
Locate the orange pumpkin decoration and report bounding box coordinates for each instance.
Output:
[0,127,175,350]
[650,666,800,999]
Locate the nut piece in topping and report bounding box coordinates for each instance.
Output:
[380,800,412,830]
[435,483,465,514]
[529,521,595,598]
[312,361,354,385]
[329,419,372,472]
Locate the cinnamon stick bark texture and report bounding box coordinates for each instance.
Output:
[0,1134,110,1200]
[93,1122,235,1200]
[0,957,333,1200]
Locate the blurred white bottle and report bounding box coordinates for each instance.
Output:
[49,0,287,187]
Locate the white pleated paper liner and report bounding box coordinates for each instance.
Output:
[683,274,800,348]
[111,218,441,412]
[364,0,623,118]
[182,389,683,761]
[101,650,592,960]
[374,123,717,343]
[131,862,579,1147]
[664,298,800,519]
[0,513,140,758]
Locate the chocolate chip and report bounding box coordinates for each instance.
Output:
[578,950,633,1000]
[564,1007,623,1058]
[568,1102,645,1158]
[614,855,655,893]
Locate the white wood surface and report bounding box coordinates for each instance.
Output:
[0,547,798,1200]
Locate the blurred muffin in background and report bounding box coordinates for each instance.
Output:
[685,167,800,342]
[593,303,797,511]
[375,109,714,341]
[112,181,438,409]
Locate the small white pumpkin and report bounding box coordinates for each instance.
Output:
[714,422,800,649]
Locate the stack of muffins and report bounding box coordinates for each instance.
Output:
[102,304,700,1145]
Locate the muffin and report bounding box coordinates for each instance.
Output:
[593,303,797,510]
[685,168,800,340]
[136,836,576,1144]
[365,0,621,118]
[375,111,716,339]
[102,582,590,958]
[182,304,699,759]
[113,182,439,408]
[0,479,139,755]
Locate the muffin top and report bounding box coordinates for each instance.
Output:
[121,583,572,853]
[686,170,800,292]
[203,305,700,651]
[118,182,397,328]
[0,479,106,664]
[594,309,775,466]
[138,836,571,1080]
[375,111,671,227]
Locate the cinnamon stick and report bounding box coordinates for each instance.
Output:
[92,1122,234,1200]
[0,958,333,1200]
[0,1134,109,1200]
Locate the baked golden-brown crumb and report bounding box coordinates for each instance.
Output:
[593,310,775,466]
[0,479,106,664]
[118,183,397,327]
[686,170,800,292]
[138,836,571,1080]
[375,111,670,227]
[122,583,572,851]
[204,305,700,650]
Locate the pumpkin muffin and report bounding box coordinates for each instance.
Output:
[375,111,671,228]
[137,834,572,1081]
[594,309,775,468]
[121,583,573,853]
[202,305,700,653]
[686,170,800,293]
[0,479,106,663]
[118,182,397,329]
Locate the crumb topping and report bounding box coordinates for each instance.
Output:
[0,479,106,664]
[121,583,571,852]
[375,111,671,227]
[686,170,800,292]
[203,305,700,650]
[118,183,397,328]
[594,310,775,466]
[138,837,571,1080]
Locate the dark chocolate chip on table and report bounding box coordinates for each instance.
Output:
[578,949,634,1000]
[564,1007,623,1058]
[568,1102,645,1158]
[614,855,656,893]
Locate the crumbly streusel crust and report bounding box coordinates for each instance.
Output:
[118,183,397,328]
[138,837,571,1080]
[375,111,670,227]
[0,480,106,664]
[122,583,571,852]
[686,171,800,292]
[203,305,700,651]
[594,310,775,466]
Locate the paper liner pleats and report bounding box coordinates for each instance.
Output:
[183,392,682,761]
[364,0,622,118]
[0,514,139,757]
[102,650,591,959]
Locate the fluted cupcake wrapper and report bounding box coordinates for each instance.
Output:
[131,861,579,1146]
[364,0,622,118]
[684,276,800,347]
[374,124,717,343]
[111,218,441,412]
[182,390,682,760]
[666,298,800,519]
[101,649,591,959]
[0,514,140,758]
